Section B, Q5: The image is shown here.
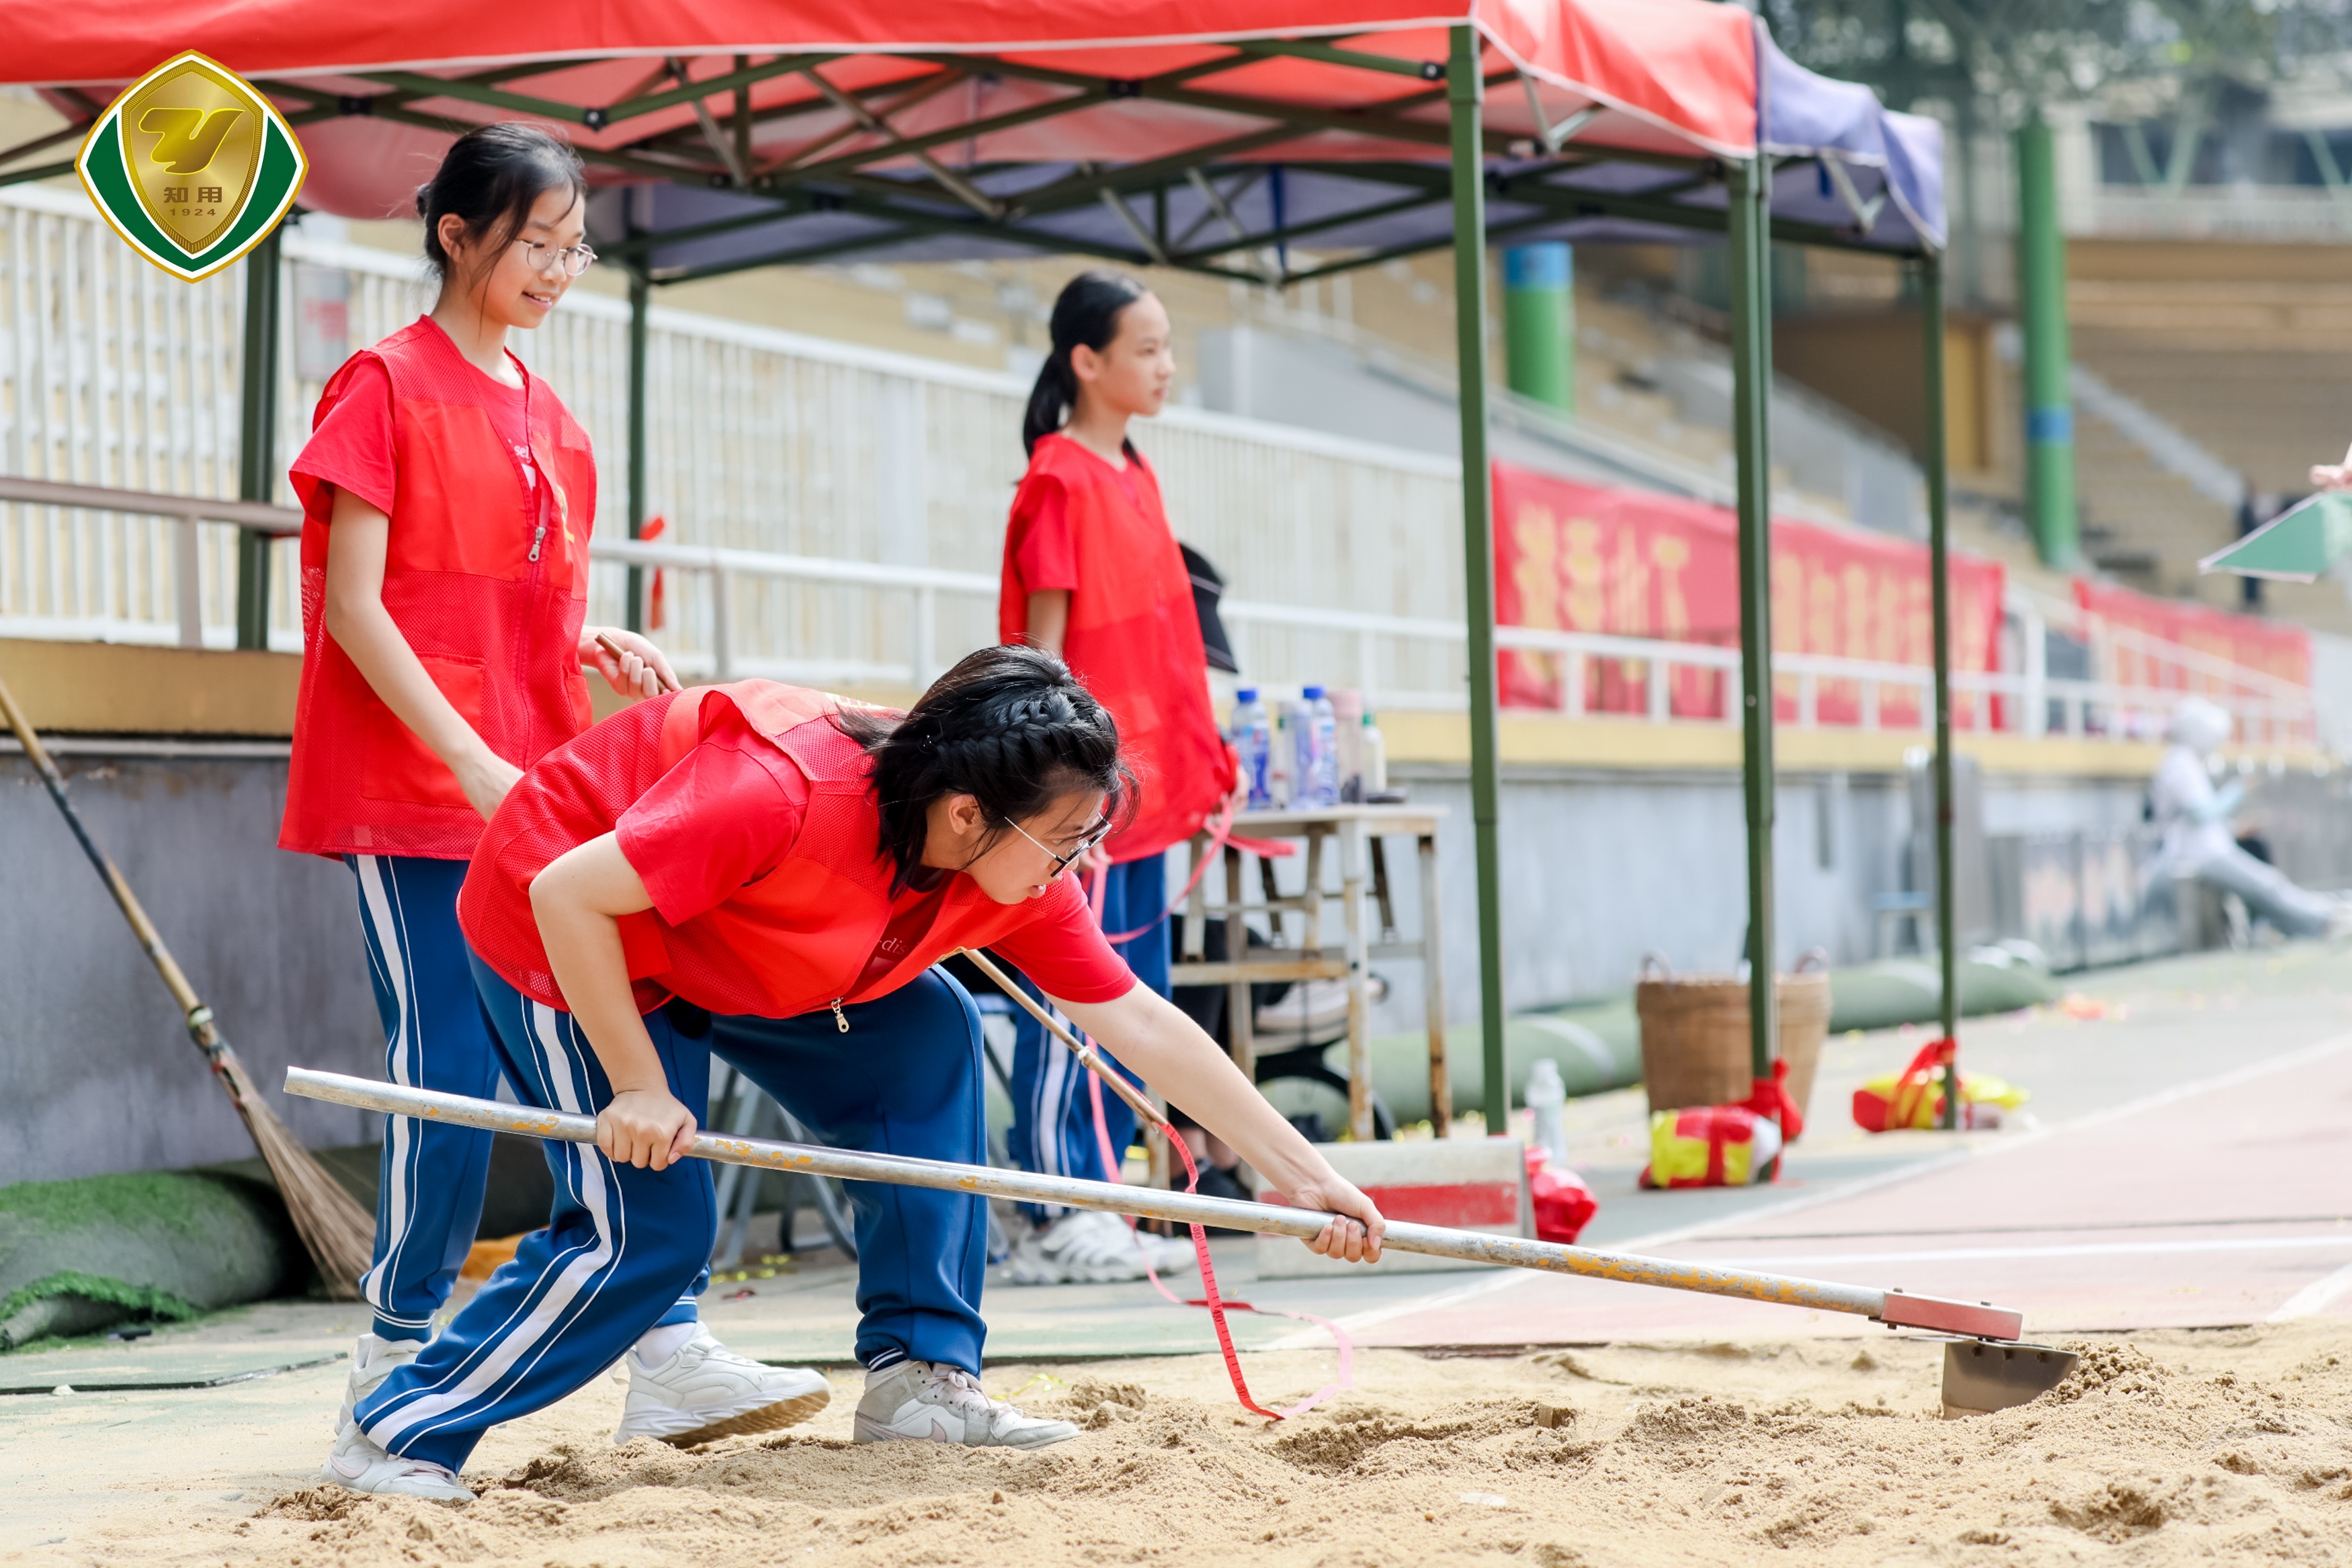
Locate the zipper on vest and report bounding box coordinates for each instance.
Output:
[527,519,547,562]
[830,998,849,1033]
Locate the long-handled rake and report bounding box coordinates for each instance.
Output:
[284,1066,2078,1413]
[1,674,374,1299]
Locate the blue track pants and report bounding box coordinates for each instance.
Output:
[1007,854,1163,1212]
[358,959,991,1472]
[347,855,700,1343]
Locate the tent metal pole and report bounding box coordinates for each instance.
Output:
[1447,24,1507,1136]
[1727,153,1779,1094]
[2015,114,2076,568]
[235,225,283,651]
[626,264,650,634]
[1921,249,1960,1129]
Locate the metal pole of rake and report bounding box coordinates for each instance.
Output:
[282,1067,2024,1341]
[954,947,1171,1133]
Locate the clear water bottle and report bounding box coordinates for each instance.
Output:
[1296,685,1339,806]
[1525,1057,1568,1168]
[1230,687,1273,808]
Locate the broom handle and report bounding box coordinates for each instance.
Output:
[0,670,241,1080]
[956,946,1171,1133]
[282,1066,2025,1341]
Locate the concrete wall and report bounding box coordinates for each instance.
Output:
[1,752,380,1187]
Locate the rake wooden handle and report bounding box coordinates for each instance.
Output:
[284,1067,2026,1339]
[956,947,1172,1133]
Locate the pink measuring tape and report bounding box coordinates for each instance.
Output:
[1095,795,1295,945]
[1081,859,1355,1420]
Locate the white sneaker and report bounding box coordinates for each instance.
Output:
[1002,1208,1162,1284]
[614,1325,831,1447]
[1134,1223,1198,1275]
[335,1333,425,1432]
[853,1359,1081,1448]
[320,1418,474,1502]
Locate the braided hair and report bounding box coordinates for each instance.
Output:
[835,644,1131,887]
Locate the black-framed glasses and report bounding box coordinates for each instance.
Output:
[1007,814,1114,877]
[514,238,597,277]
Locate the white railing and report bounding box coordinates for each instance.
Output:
[16,484,2311,749]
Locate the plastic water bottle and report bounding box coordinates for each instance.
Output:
[1231,688,1273,808]
[1297,685,1339,806]
[1525,1058,1569,1168]
[1361,713,1388,796]
[1331,689,1365,799]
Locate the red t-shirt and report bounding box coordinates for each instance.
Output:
[481,695,1133,1018]
[999,434,1234,861]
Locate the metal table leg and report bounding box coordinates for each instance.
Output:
[1341,820,1372,1140]
[1419,831,1452,1135]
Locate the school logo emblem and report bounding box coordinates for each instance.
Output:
[75,51,306,283]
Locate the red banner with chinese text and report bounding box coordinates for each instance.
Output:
[1490,463,2007,726]
[2070,580,2309,696]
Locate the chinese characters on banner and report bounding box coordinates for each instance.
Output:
[2071,580,2310,697]
[1490,463,2007,726]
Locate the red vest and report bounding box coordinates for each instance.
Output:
[280,318,597,859]
[460,681,1079,1019]
[999,436,1234,862]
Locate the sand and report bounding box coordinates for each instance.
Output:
[44,1321,2345,1567]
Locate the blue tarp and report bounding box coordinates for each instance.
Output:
[1756,21,1947,251]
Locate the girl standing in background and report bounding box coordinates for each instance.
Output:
[995,271,1238,1283]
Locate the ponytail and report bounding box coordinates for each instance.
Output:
[835,644,1132,887]
[1021,269,1150,457]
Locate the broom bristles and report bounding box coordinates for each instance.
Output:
[243,1098,377,1300]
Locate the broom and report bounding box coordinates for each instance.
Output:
[0,670,374,1299]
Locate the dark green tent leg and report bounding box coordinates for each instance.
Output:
[235,226,283,652]
[1447,24,1507,1135]
[626,265,651,634]
[1727,154,1778,1090]
[1921,251,1960,1129]
[2015,114,2076,568]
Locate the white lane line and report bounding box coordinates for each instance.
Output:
[1261,1029,2352,1348]
[1681,1234,2352,1270]
[2269,1260,2352,1321]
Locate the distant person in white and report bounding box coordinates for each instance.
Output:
[2152,697,2347,939]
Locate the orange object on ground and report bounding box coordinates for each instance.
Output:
[459,1233,526,1281]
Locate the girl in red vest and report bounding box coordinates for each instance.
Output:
[322,646,1384,1499]
[996,271,1238,1284]
[284,126,787,1461]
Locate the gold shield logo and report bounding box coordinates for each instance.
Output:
[77,51,307,283]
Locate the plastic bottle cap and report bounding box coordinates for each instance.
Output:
[1236,687,1257,702]
[1303,684,1325,699]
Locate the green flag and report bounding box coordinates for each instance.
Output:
[2199,491,2352,582]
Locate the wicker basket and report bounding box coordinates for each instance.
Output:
[1636,953,1833,1134]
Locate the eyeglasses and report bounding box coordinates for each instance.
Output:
[1007,814,1114,878]
[513,238,597,277]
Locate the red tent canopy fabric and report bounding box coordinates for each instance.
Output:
[7,0,1761,191]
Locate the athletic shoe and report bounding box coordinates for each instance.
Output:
[853,1359,1081,1448]
[1001,1208,1152,1284]
[614,1325,831,1447]
[320,1418,474,1502]
[335,1332,425,1432]
[1133,1221,1198,1274]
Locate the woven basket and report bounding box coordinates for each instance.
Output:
[1636,952,1832,1134]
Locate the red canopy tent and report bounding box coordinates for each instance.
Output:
[0,1,1966,1134]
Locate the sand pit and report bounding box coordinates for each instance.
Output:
[67,1320,2339,1567]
